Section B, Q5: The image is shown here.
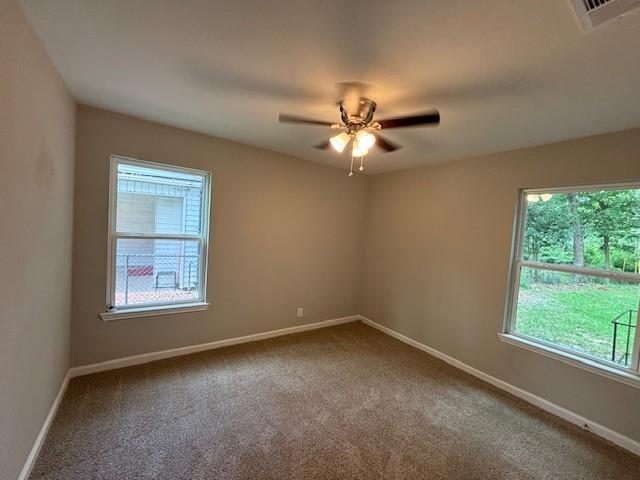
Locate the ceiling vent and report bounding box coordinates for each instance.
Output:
[571,0,640,30]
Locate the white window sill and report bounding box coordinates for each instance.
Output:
[498,333,640,389]
[99,302,209,321]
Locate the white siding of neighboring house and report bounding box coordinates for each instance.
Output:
[155,196,184,288]
[116,179,202,290]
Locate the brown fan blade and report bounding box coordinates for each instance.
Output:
[279,114,333,126]
[377,110,440,129]
[314,139,331,150]
[375,134,401,153]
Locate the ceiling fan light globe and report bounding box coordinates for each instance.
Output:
[330,132,351,153]
[352,143,368,157]
[356,130,376,150]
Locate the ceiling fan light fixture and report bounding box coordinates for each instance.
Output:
[278,91,440,176]
[330,132,351,153]
[352,143,368,157]
[355,130,376,150]
[527,193,553,203]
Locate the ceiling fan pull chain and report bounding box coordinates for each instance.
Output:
[349,154,354,177]
[359,155,364,172]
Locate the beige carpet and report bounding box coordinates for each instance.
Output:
[30,322,639,479]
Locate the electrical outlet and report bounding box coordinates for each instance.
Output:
[297,307,304,317]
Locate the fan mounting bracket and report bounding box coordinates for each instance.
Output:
[339,97,377,130]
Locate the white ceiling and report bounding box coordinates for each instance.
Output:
[18,0,640,173]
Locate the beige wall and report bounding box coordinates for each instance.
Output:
[361,128,640,442]
[0,1,76,478]
[4,0,639,463]
[68,106,640,444]
[71,106,367,366]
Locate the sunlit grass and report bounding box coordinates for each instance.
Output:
[515,283,639,364]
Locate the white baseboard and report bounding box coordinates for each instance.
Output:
[18,371,70,480]
[19,315,359,479]
[69,315,360,378]
[20,313,638,480]
[359,315,640,457]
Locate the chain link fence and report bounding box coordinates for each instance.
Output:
[114,253,200,306]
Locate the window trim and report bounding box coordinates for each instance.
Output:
[502,182,640,384]
[498,333,640,389]
[99,301,209,321]
[103,155,211,319]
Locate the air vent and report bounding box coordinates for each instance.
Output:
[571,0,640,30]
[583,0,614,11]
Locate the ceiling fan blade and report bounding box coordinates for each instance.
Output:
[377,110,440,129]
[278,114,333,126]
[314,139,331,150]
[375,134,401,153]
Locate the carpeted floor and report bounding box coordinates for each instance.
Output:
[30,322,639,479]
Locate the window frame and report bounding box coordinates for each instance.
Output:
[502,182,640,385]
[102,155,211,319]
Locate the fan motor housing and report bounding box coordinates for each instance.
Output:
[339,98,377,129]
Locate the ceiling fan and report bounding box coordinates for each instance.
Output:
[279,93,440,175]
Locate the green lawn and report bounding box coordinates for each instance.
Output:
[515,283,639,365]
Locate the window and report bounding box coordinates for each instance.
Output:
[503,184,640,382]
[103,156,211,318]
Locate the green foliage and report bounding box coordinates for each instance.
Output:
[584,242,603,266]
[523,189,640,273]
[517,189,640,365]
[524,194,572,263]
[538,245,573,265]
[576,190,640,242]
[612,248,639,273]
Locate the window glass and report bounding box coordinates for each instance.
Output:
[108,158,209,310]
[116,163,204,235]
[523,189,640,272]
[515,267,639,366]
[114,238,201,307]
[510,186,640,371]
